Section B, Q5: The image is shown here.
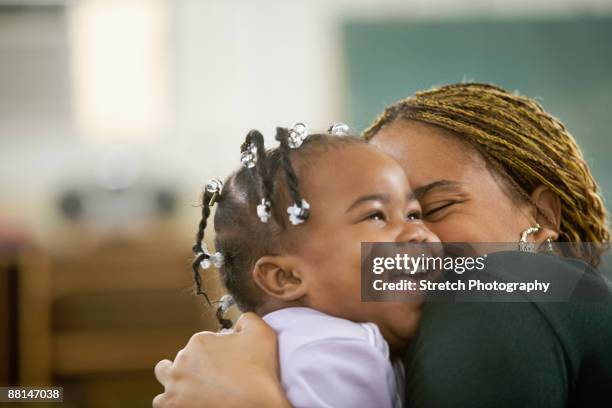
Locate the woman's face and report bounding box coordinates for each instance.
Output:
[370,120,535,243]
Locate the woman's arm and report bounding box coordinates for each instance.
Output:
[153,313,290,408]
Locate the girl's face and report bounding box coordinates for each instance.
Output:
[289,143,439,352]
[370,120,536,244]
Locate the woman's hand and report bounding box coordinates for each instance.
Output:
[153,313,290,408]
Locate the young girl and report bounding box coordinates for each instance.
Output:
[191,123,439,408]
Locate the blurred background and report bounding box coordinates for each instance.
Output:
[0,0,611,406]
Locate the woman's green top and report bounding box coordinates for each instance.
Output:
[403,251,612,407]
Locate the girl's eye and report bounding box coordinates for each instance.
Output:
[406,211,422,221]
[364,211,386,222]
[424,202,455,217]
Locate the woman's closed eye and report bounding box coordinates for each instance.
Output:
[423,201,457,219]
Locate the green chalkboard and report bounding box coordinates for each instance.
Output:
[344,17,612,207]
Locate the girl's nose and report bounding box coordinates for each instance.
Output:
[396,221,440,244]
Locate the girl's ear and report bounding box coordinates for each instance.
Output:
[530,185,561,241]
[252,255,307,302]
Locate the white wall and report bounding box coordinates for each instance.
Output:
[1,0,611,247]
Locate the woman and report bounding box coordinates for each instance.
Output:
[153,83,612,407]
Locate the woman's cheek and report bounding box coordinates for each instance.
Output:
[424,222,453,242]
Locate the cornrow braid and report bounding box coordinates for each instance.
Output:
[191,188,214,305]
[214,294,235,331]
[215,306,232,330]
[275,127,302,205]
[251,131,274,204]
[242,130,274,222]
[363,82,609,264]
[275,127,310,224]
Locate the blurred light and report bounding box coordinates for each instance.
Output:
[70,0,169,142]
[95,145,142,191]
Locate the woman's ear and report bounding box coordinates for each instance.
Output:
[252,255,307,302]
[530,185,561,240]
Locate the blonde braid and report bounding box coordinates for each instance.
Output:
[364,83,609,264]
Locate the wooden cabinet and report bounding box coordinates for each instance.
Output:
[4,238,223,407]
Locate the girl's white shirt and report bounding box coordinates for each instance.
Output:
[263,307,404,408]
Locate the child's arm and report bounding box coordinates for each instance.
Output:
[283,338,397,408]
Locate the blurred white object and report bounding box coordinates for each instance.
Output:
[95,145,142,191]
[70,0,170,142]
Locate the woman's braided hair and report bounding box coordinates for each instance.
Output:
[363,82,609,264]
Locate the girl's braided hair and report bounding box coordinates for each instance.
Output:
[191,127,364,327]
[363,83,609,265]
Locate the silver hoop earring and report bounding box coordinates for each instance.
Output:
[518,224,541,252]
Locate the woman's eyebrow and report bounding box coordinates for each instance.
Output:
[346,194,389,213]
[413,180,463,200]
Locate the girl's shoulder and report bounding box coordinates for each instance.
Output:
[263,306,388,358]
